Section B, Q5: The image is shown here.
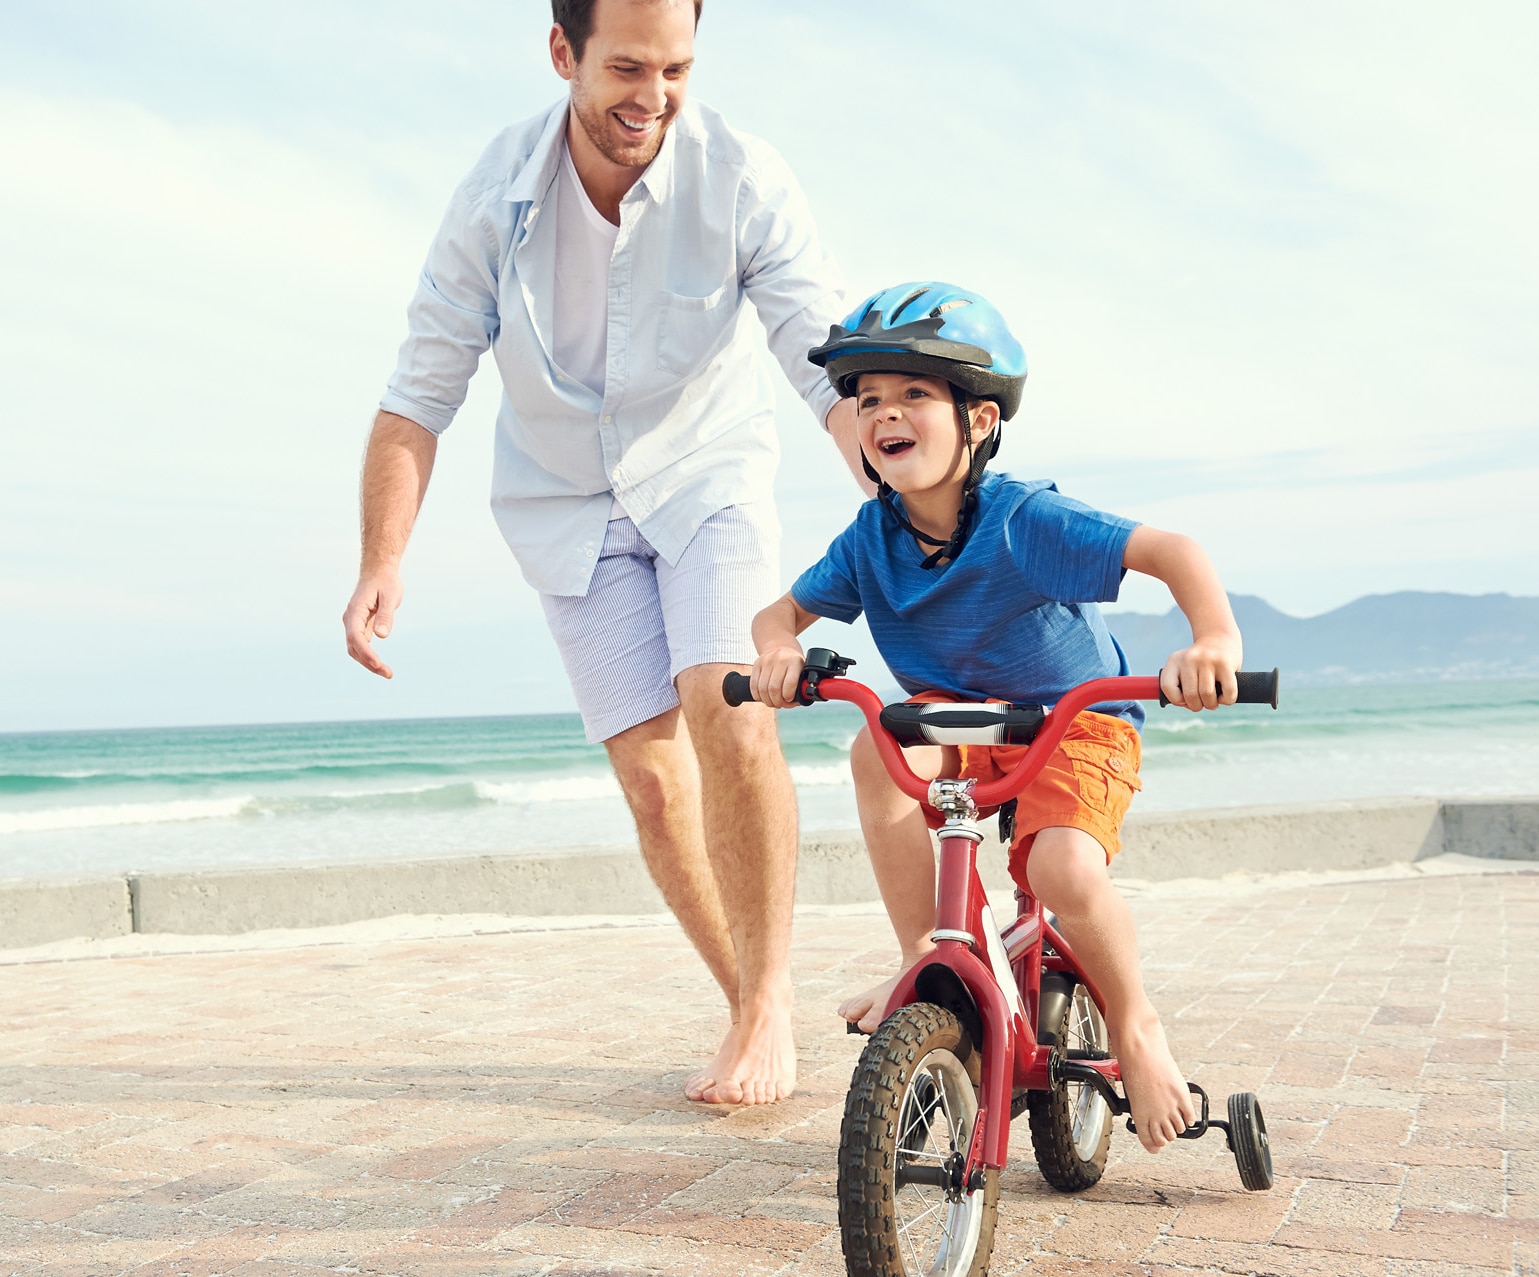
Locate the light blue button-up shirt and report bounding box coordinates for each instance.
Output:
[381,98,846,596]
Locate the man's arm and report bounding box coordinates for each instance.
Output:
[342,411,439,679]
[734,144,872,494]
[825,397,877,498]
[1122,525,1242,711]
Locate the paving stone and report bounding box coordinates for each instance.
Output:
[0,870,1533,1274]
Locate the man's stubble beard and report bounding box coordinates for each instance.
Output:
[569,79,675,169]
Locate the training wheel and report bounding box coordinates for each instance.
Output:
[1226,1092,1273,1191]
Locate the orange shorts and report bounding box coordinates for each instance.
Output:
[909,693,1142,889]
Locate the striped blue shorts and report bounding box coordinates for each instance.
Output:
[540,504,781,743]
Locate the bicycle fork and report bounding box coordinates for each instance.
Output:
[883,779,1056,1176]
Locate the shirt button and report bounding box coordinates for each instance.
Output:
[585,549,595,557]
[1107,757,1124,773]
[603,414,613,424]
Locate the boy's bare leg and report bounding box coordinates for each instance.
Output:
[672,663,799,1106]
[837,729,952,1033]
[1026,826,1197,1152]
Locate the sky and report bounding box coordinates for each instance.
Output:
[1,1,1536,730]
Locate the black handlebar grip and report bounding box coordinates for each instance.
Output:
[722,671,756,707]
[1235,668,1280,708]
[1158,668,1280,709]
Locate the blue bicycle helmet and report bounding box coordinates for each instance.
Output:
[809,282,1027,420]
[809,282,1028,568]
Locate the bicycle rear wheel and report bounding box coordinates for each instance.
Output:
[1027,980,1113,1191]
[838,1003,999,1277]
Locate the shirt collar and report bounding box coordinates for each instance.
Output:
[504,100,568,205]
[505,97,681,209]
[634,113,679,205]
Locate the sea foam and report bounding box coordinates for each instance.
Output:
[475,776,623,805]
[0,796,255,835]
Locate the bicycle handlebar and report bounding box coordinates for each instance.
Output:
[1166,668,1279,710]
[722,671,755,707]
[722,661,1280,809]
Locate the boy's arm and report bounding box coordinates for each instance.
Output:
[750,592,823,709]
[1122,526,1243,711]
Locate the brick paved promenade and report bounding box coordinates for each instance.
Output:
[2,863,1535,1275]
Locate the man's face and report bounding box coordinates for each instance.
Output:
[553,0,696,170]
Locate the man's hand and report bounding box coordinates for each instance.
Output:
[343,569,404,679]
[751,642,807,709]
[345,411,437,682]
[1159,635,1242,711]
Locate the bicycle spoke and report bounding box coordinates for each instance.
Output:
[898,1191,948,1234]
[898,1191,945,1273]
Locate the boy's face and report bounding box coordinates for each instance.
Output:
[855,372,997,497]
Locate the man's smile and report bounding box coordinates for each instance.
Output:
[614,111,663,137]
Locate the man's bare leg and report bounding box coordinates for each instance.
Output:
[673,664,799,1105]
[836,729,949,1032]
[1026,827,1197,1153]
[605,708,741,1018]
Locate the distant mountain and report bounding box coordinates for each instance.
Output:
[1107,592,1539,683]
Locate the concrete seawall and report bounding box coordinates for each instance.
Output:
[2,796,1535,949]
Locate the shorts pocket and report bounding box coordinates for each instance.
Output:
[1062,739,1141,816]
[656,281,736,376]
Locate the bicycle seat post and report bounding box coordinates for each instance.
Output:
[930,778,985,943]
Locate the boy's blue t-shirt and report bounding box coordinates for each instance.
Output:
[791,472,1145,727]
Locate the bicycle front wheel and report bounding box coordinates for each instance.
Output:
[838,1003,999,1277]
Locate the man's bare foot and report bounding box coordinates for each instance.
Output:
[683,1007,796,1106]
[837,950,933,1034]
[1114,1011,1197,1153]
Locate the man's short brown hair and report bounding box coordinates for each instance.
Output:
[552,0,704,62]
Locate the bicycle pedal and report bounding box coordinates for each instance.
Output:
[846,1021,871,1036]
[1125,1082,1212,1140]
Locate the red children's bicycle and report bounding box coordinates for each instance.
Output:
[725,649,1278,1277]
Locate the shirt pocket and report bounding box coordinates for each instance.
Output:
[655,281,736,377]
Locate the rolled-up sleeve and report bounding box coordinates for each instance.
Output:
[736,144,845,430]
[380,180,504,436]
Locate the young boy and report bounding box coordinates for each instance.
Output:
[750,282,1243,1152]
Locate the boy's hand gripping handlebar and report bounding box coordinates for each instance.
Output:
[723,649,1279,809]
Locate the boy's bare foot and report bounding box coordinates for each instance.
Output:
[837,951,933,1033]
[1114,1011,1197,1153]
[683,1008,796,1106]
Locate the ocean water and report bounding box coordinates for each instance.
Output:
[2,680,1536,883]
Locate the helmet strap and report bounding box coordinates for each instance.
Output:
[860,448,883,488]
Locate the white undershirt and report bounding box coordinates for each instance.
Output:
[553,139,619,400]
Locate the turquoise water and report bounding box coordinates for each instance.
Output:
[2,680,1536,882]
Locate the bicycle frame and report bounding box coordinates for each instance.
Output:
[815,673,1162,1175]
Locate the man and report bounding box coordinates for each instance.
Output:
[341,0,860,1106]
